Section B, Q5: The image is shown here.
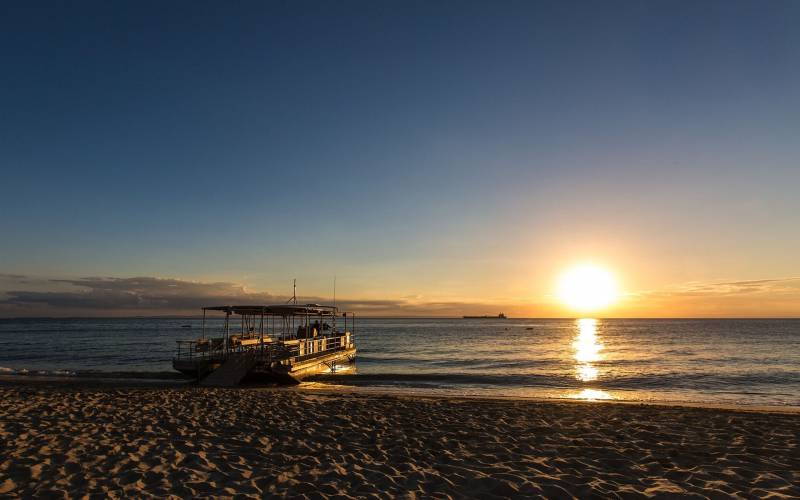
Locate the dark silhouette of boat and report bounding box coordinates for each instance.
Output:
[173,304,357,386]
[463,313,508,319]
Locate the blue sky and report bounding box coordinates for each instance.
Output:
[1,1,799,316]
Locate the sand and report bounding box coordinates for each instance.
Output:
[0,381,798,498]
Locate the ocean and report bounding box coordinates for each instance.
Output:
[0,317,798,407]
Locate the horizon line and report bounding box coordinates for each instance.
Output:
[1,315,799,320]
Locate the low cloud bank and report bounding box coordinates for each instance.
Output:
[2,276,274,311]
[626,277,800,317]
[0,275,503,317]
[2,274,799,318]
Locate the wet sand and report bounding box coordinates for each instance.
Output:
[0,380,798,498]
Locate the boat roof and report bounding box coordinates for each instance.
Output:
[202,304,340,316]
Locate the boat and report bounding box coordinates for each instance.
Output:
[463,313,508,319]
[172,304,357,386]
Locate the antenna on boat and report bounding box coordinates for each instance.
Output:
[286,278,297,305]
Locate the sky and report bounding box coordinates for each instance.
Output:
[1,1,799,317]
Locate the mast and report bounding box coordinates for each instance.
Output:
[286,278,297,305]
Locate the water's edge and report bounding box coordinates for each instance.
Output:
[1,318,798,407]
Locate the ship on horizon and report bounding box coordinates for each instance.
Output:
[463,313,508,319]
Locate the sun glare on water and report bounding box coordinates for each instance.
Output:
[558,264,619,312]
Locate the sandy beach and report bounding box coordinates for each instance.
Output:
[0,380,798,498]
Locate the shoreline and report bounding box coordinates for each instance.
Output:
[300,383,800,415]
[1,374,798,415]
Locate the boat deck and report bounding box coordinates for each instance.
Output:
[173,333,356,385]
[173,303,358,386]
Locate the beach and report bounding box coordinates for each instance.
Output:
[0,380,797,498]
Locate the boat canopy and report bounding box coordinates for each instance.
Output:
[202,304,340,317]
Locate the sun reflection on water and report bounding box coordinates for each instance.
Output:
[573,318,603,381]
[577,364,598,382]
[567,319,615,401]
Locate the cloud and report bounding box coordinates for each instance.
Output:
[640,277,800,299]
[0,276,277,314]
[0,274,27,280]
[4,273,798,318]
[623,277,800,317]
[0,274,510,317]
[0,273,43,285]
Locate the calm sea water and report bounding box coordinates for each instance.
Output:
[0,317,798,407]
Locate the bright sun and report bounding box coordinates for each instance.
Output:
[558,264,619,312]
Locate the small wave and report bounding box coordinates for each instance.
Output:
[0,366,192,383]
[0,366,76,377]
[602,372,800,390]
[311,370,800,392]
[311,372,576,388]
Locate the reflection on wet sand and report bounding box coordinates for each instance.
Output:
[570,388,614,400]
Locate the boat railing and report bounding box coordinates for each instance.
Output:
[289,334,351,363]
[174,332,353,363]
[175,338,280,360]
[174,339,220,361]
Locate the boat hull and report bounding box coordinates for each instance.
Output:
[173,347,357,385]
[282,347,356,382]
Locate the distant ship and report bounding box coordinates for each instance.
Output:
[463,313,508,319]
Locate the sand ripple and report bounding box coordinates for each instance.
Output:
[0,383,798,498]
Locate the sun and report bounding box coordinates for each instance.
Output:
[557,264,619,312]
